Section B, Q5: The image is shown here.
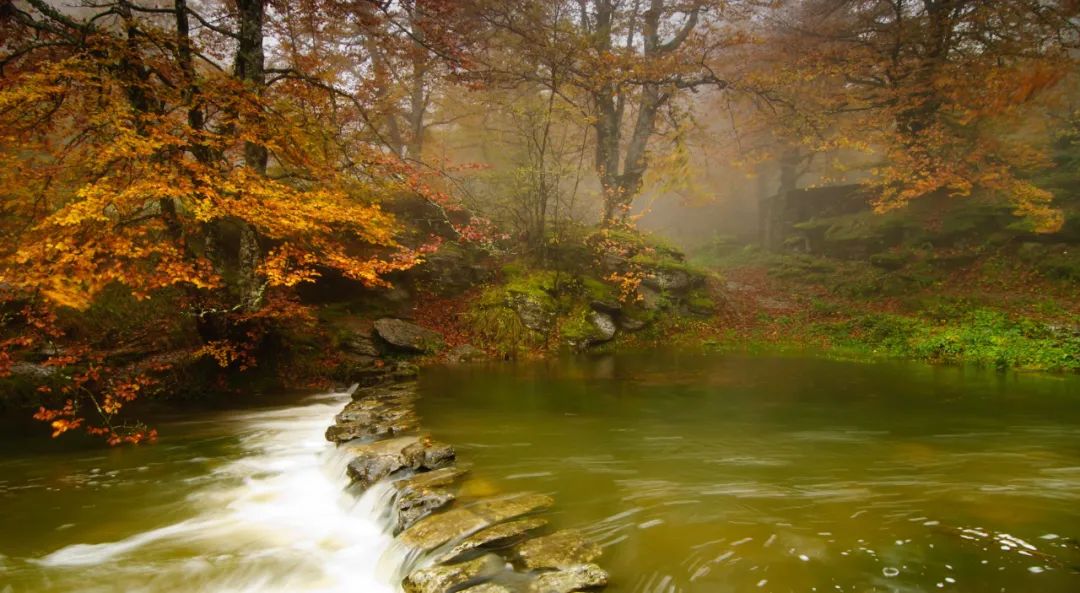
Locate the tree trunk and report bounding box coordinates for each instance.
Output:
[233,0,266,311]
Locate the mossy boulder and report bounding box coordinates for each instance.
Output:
[562,310,616,349]
[374,318,446,353]
[507,292,557,333]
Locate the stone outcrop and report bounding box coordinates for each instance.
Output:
[343,435,455,488]
[325,383,420,443]
[506,293,556,333]
[373,318,446,353]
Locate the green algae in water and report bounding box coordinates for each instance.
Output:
[416,353,1080,593]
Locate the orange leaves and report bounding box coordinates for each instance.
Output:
[756,1,1075,232]
[195,340,247,369]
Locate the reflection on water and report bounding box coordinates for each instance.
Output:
[417,353,1080,593]
[0,392,395,593]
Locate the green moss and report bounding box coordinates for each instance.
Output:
[582,276,617,302]
[815,310,1080,372]
[559,307,598,345]
[462,288,539,359]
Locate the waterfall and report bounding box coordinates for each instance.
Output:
[30,390,401,593]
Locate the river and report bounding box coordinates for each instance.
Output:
[416,353,1080,593]
[0,390,396,593]
[2,353,1079,592]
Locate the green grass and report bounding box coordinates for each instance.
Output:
[813,310,1080,372]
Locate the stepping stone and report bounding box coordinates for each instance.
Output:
[401,493,554,551]
[402,553,503,593]
[516,530,601,570]
[325,384,419,443]
[529,563,608,593]
[438,517,548,563]
[343,436,455,489]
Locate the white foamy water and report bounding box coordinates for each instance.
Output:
[26,391,398,593]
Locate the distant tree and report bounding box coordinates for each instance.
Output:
[762,0,1080,231]
[477,0,751,226]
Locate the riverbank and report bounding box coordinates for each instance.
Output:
[3,221,1077,444]
[678,247,1080,373]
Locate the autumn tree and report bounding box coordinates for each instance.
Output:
[475,0,754,226]
[0,0,440,441]
[758,0,1080,231]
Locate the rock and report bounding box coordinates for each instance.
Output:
[507,293,555,333]
[589,300,621,315]
[391,464,464,532]
[402,553,504,593]
[641,268,691,292]
[397,487,455,532]
[374,318,445,353]
[564,310,618,350]
[411,244,493,295]
[394,465,470,491]
[343,435,455,489]
[515,530,601,570]
[470,493,555,523]
[393,361,421,379]
[528,564,608,593]
[325,384,419,443]
[400,507,489,550]
[447,344,486,363]
[437,517,548,563]
[587,311,617,344]
[341,331,381,357]
[401,493,555,551]
[635,286,664,311]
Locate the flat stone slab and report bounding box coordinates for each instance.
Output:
[394,466,470,492]
[374,318,445,353]
[344,435,455,489]
[393,466,471,532]
[400,493,554,551]
[470,493,554,523]
[397,487,455,533]
[325,384,420,443]
[400,507,489,551]
[438,517,548,564]
[516,530,601,570]
[402,553,503,593]
[529,563,608,593]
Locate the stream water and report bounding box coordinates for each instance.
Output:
[1,353,1079,593]
[416,353,1080,593]
[0,390,396,593]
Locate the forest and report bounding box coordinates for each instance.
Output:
[3,0,1078,442]
[3,2,1080,593]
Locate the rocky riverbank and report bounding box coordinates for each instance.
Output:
[325,374,609,593]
